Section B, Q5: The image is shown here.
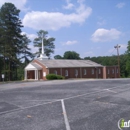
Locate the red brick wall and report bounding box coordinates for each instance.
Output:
[49,67,104,79]
[106,66,120,78]
[31,60,120,80]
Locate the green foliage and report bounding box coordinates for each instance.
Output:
[46,74,64,80]
[54,55,63,59]
[54,51,81,59]
[56,75,65,79]
[0,3,23,81]
[20,34,34,67]
[84,54,130,77]
[63,51,80,59]
[33,30,55,58]
[0,3,33,81]
[46,74,57,80]
[125,41,130,76]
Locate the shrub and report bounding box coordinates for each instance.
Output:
[56,75,65,79]
[46,74,64,80]
[46,74,57,80]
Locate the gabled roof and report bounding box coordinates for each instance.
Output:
[25,62,42,70]
[35,59,103,68]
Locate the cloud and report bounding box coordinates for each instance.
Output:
[119,44,127,50]
[63,0,74,10]
[23,2,92,31]
[22,32,37,41]
[77,0,85,4]
[63,40,78,45]
[28,44,38,53]
[0,0,28,11]
[85,51,94,55]
[116,2,125,8]
[63,3,74,10]
[97,20,106,26]
[91,28,122,42]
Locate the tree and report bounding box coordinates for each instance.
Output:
[0,2,23,80]
[125,41,130,76]
[63,51,80,59]
[20,34,34,67]
[54,55,63,59]
[33,30,55,58]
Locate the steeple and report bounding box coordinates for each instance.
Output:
[39,33,48,60]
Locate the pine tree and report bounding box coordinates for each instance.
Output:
[0,3,23,81]
[20,34,34,67]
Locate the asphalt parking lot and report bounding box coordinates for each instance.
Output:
[0,79,130,130]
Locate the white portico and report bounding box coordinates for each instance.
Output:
[24,63,42,80]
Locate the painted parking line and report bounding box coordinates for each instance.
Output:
[0,89,112,115]
[1,84,130,116]
[104,89,117,93]
[61,99,71,130]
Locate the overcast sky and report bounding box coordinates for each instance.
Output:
[0,0,130,58]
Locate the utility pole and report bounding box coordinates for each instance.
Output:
[114,44,120,78]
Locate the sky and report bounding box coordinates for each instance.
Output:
[0,0,130,58]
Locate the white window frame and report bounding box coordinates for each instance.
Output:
[54,70,57,75]
[65,70,68,76]
[99,69,101,74]
[84,69,87,75]
[92,69,94,74]
[112,69,114,74]
[75,69,78,77]
[117,68,118,73]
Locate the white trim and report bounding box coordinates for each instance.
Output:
[112,69,114,74]
[84,69,87,75]
[99,69,101,74]
[25,63,42,70]
[92,69,94,74]
[65,70,68,76]
[24,70,27,80]
[54,70,57,75]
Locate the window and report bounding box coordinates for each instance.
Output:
[108,69,110,74]
[92,69,94,74]
[99,69,101,74]
[75,69,78,77]
[117,68,118,73]
[54,70,57,75]
[84,69,87,75]
[65,70,68,76]
[112,69,114,74]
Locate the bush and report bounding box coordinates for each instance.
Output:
[56,75,65,79]
[46,74,57,80]
[46,74,64,80]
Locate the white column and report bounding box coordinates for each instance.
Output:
[35,70,37,80]
[25,70,27,80]
[37,70,38,80]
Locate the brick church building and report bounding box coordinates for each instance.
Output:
[24,36,120,80]
[24,59,119,80]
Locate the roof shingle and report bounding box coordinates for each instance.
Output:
[35,59,103,68]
